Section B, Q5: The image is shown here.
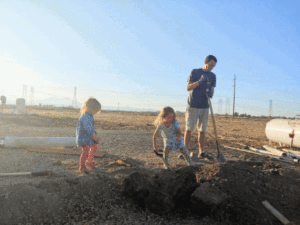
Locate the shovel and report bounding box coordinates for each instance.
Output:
[206,94,226,162]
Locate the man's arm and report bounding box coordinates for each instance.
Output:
[187,73,208,91]
[187,81,200,91]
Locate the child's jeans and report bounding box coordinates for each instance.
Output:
[80,143,97,169]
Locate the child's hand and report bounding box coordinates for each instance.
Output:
[94,134,100,142]
[176,136,181,142]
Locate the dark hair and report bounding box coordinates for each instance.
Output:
[205,55,217,63]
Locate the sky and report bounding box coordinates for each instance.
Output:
[0,0,299,117]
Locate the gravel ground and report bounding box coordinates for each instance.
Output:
[0,112,274,224]
[0,148,79,187]
[0,147,222,225]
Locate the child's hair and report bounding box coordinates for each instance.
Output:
[80,97,101,115]
[154,106,176,126]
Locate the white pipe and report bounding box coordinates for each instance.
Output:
[0,137,76,148]
[262,200,291,225]
[265,119,300,148]
[0,171,52,177]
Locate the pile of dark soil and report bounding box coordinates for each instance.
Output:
[196,160,300,225]
[122,160,300,225]
[1,160,299,224]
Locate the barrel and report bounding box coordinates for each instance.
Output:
[265,119,300,147]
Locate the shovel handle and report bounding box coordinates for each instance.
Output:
[207,95,219,143]
[207,95,218,139]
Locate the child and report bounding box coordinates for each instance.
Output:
[76,97,101,174]
[153,106,193,170]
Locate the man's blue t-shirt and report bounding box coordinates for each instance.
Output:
[187,68,216,109]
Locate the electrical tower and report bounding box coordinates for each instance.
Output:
[218,98,223,115]
[72,87,78,108]
[30,87,34,105]
[225,98,230,115]
[22,85,27,103]
[269,100,272,118]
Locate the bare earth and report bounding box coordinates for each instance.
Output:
[0,107,299,225]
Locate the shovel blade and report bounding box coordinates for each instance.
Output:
[217,154,226,163]
[216,141,226,162]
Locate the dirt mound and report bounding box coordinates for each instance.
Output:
[196,160,300,224]
[122,160,300,225]
[1,160,300,224]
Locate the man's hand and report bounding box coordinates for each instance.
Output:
[207,89,214,98]
[198,74,208,85]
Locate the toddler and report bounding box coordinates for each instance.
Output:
[76,97,101,174]
[153,106,193,170]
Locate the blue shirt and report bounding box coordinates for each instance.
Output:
[187,68,216,109]
[76,112,96,147]
[157,120,185,151]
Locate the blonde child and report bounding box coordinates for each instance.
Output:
[76,97,101,174]
[153,106,193,170]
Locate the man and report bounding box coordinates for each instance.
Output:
[184,55,217,158]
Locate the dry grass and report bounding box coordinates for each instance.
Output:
[24,106,270,150]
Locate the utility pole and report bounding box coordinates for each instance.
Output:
[72,87,77,108]
[118,102,119,111]
[233,75,236,118]
[269,100,272,118]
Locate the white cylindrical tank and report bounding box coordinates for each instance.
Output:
[0,137,76,148]
[265,119,300,147]
[16,98,26,113]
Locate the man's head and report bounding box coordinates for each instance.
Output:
[203,55,217,72]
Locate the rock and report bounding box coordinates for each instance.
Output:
[122,172,157,207]
[190,182,228,216]
[167,166,199,205]
[144,191,175,215]
[53,160,62,165]
[154,169,177,191]
[123,167,200,214]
